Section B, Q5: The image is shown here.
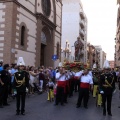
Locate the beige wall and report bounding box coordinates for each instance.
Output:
[0,0,62,67]
[0,3,6,61]
[14,6,37,66]
[17,0,36,13]
[15,49,36,66]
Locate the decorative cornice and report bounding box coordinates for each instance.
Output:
[0,0,13,2]
[36,13,57,29]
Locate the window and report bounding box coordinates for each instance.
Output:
[21,26,25,46]
[57,43,59,59]
[41,32,47,44]
[42,0,51,17]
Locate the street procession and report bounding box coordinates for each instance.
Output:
[0,57,119,117]
[0,0,120,120]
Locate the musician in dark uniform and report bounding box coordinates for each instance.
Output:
[100,60,115,116]
[13,57,29,115]
[92,71,99,98]
[0,64,11,108]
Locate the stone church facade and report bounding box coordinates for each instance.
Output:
[0,0,62,67]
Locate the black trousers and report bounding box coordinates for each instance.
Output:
[118,81,120,90]
[75,80,80,92]
[77,88,89,107]
[69,80,74,97]
[16,91,26,113]
[55,86,64,105]
[102,94,112,114]
[0,86,4,106]
[64,85,69,103]
[3,85,9,105]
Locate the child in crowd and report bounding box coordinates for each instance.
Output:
[46,79,55,102]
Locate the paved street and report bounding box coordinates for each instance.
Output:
[0,89,120,120]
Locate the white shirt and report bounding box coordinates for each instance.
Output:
[47,81,54,87]
[56,72,66,81]
[116,72,119,76]
[88,71,93,78]
[75,71,83,77]
[81,74,93,85]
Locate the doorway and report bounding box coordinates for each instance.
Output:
[40,44,46,66]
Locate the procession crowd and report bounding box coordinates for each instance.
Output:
[0,59,120,116]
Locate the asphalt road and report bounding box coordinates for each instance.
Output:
[0,89,120,120]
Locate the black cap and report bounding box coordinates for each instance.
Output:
[3,64,9,69]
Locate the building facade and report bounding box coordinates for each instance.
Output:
[61,0,87,63]
[115,4,120,67]
[87,43,106,69]
[0,0,62,67]
[94,46,104,69]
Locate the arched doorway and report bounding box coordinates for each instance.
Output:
[40,26,53,67]
[41,32,46,66]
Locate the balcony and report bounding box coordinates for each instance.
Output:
[80,12,85,19]
[80,20,85,28]
[80,29,85,38]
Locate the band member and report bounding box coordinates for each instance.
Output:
[55,67,67,106]
[0,78,4,108]
[100,60,115,116]
[64,70,70,103]
[0,64,11,108]
[74,68,83,92]
[76,69,93,109]
[69,70,75,97]
[93,71,99,98]
[13,57,29,115]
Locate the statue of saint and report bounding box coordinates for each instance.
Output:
[74,37,81,61]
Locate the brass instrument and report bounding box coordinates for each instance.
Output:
[15,76,25,88]
[103,76,113,88]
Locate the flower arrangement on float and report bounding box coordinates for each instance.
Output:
[63,61,88,72]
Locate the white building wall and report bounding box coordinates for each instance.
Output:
[62,2,80,62]
[62,0,87,63]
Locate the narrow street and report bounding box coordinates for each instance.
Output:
[0,88,120,120]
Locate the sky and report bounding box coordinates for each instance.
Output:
[81,0,118,60]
